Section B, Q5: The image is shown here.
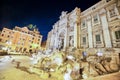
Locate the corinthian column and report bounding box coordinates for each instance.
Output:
[64,28,69,49]
[87,16,93,48]
[54,33,58,50]
[73,22,79,48]
[100,9,112,48]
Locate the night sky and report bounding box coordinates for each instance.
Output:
[0,0,100,41]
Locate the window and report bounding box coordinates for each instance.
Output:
[96,34,101,42]
[92,7,96,10]
[115,30,120,39]
[36,47,38,49]
[6,40,8,42]
[32,37,34,40]
[109,8,117,18]
[1,34,4,36]
[37,42,39,44]
[0,38,2,42]
[29,40,31,42]
[28,32,30,34]
[21,43,24,45]
[81,20,86,27]
[106,0,111,2]
[93,15,98,23]
[11,36,13,38]
[83,37,86,44]
[33,34,35,36]
[30,46,32,48]
[8,35,10,38]
[38,39,40,41]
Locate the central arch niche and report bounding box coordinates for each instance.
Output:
[58,30,66,50]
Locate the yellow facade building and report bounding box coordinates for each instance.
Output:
[0,26,42,54]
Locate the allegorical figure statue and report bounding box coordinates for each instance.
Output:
[58,39,62,50]
[70,37,74,47]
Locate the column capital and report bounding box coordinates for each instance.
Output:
[86,16,92,21]
[99,8,106,16]
[73,21,78,26]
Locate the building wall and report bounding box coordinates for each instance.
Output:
[0,26,42,54]
[46,0,120,53]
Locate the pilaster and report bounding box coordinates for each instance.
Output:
[116,0,120,13]
[54,33,58,50]
[100,9,112,48]
[64,28,69,49]
[73,22,79,48]
[87,16,93,48]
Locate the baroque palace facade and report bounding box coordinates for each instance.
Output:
[0,26,42,54]
[46,0,120,53]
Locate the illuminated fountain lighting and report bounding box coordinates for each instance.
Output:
[97,49,103,56]
[2,47,7,51]
[97,51,103,56]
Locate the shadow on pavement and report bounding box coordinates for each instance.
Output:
[15,66,34,74]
